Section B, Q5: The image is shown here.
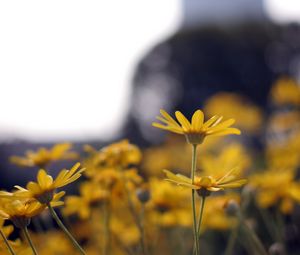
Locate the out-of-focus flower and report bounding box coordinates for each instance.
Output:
[250,169,300,214]
[0,198,45,228]
[14,163,84,205]
[266,111,300,145]
[202,194,240,231]
[110,217,140,247]
[204,92,263,133]
[0,218,30,255]
[142,137,192,176]
[265,110,300,170]
[83,140,142,178]
[31,230,76,255]
[200,143,250,177]
[270,77,300,106]
[63,181,109,220]
[10,143,78,169]
[164,167,247,196]
[152,109,240,144]
[147,178,191,227]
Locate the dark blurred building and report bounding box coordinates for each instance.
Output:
[122,0,300,145]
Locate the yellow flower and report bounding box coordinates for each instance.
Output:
[0,198,45,228]
[14,163,84,204]
[63,181,109,220]
[83,140,142,178]
[147,178,191,227]
[270,77,300,106]
[250,169,300,214]
[202,194,240,231]
[10,143,78,168]
[163,168,247,196]
[30,231,76,254]
[152,109,241,144]
[204,92,263,133]
[110,217,140,247]
[99,140,142,167]
[200,143,250,177]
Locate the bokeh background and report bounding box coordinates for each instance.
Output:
[0,0,300,189]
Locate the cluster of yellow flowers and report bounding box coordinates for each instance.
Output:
[0,77,299,255]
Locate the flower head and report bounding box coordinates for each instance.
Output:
[14,163,85,204]
[0,198,45,228]
[249,169,300,214]
[63,181,109,219]
[152,109,241,144]
[10,143,78,168]
[163,167,247,197]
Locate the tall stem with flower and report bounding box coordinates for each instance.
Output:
[191,144,199,254]
[153,109,242,254]
[0,228,16,255]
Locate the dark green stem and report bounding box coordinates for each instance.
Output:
[23,226,38,255]
[197,196,206,236]
[123,173,147,255]
[103,200,110,255]
[0,229,16,255]
[191,144,199,255]
[224,223,240,255]
[239,213,268,255]
[47,203,86,255]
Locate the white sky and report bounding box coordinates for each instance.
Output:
[0,1,181,142]
[0,0,299,142]
[264,0,300,23]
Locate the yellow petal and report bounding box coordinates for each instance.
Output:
[206,119,236,133]
[27,182,42,194]
[160,109,179,126]
[203,115,221,129]
[175,111,192,131]
[191,110,204,131]
[165,179,199,189]
[208,128,241,137]
[163,170,192,184]
[152,122,183,134]
[37,170,53,189]
[218,179,247,188]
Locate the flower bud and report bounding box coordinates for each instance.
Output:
[136,187,151,203]
[224,199,240,217]
[268,243,285,255]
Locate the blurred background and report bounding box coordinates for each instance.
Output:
[0,0,300,185]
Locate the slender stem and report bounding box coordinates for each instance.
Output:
[139,204,147,255]
[258,207,278,242]
[122,173,147,255]
[224,224,240,255]
[275,208,284,243]
[239,214,268,255]
[102,200,110,255]
[191,144,199,255]
[23,226,38,255]
[47,204,86,255]
[0,229,16,255]
[197,196,206,236]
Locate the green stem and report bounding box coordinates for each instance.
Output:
[103,200,110,255]
[0,229,16,255]
[123,173,147,255]
[191,144,199,255]
[258,207,278,242]
[224,224,240,255]
[197,196,206,236]
[23,226,38,255]
[47,204,86,255]
[239,214,268,255]
[140,204,147,255]
[275,208,284,243]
